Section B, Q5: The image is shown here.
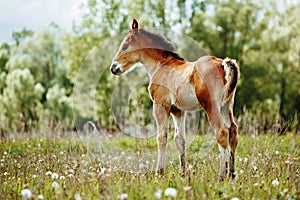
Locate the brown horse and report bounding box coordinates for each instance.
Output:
[110,19,240,180]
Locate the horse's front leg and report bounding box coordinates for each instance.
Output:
[154,103,170,175]
[171,107,186,176]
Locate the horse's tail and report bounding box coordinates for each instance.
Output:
[221,57,240,104]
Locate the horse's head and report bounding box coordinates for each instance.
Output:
[110,19,142,76]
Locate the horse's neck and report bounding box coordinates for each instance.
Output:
[140,49,178,77]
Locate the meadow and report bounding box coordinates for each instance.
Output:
[0,130,299,199]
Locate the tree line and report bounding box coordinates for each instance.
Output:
[0,0,299,133]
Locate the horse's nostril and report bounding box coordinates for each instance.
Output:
[111,62,121,75]
[112,63,118,68]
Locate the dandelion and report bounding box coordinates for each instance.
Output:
[253,182,259,187]
[37,194,44,199]
[45,171,52,176]
[52,181,59,189]
[67,174,74,178]
[74,193,82,200]
[183,186,192,191]
[51,173,59,179]
[154,189,162,199]
[164,188,177,198]
[118,193,128,200]
[21,189,32,200]
[272,179,279,187]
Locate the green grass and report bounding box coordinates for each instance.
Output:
[0,133,299,199]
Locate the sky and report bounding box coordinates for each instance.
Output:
[0,0,85,43]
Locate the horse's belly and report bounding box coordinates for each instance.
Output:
[174,85,200,111]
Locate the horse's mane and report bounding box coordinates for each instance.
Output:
[140,29,184,61]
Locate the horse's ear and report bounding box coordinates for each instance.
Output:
[132,19,138,30]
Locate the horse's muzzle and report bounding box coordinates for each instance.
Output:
[110,62,122,75]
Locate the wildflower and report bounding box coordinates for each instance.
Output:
[118,193,128,200]
[75,193,82,200]
[231,198,239,200]
[275,150,280,155]
[45,171,52,176]
[60,151,64,155]
[253,182,259,187]
[253,166,258,171]
[272,179,279,187]
[239,169,244,174]
[21,189,32,200]
[60,175,65,180]
[164,188,177,198]
[284,160,292,166]
[51,173,59,179]
[67,174,74,178]
[37,194,44,199]
[154,189,162,199]
[52,181,59,189]
[4,172,8,176]
[183,186,192,191]
[244,158,248,163]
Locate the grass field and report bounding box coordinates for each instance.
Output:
[0,132,299,199]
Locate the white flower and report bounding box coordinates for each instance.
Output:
[74,193,82,200]
[4,172,8,176]
[52,181,59,189]
[37,194,44,199]
[239,169,244,174]
[272,179,279,187]
[154,189,162,199]
[67,174,74,178]
[51,173,59,179]
[164,188,177,198]
[21,189,32,200]
[45,171,52,176]
[231,198,239,200]
[118,193,128,200]
[275,150,280,155]
[183,186,192,191]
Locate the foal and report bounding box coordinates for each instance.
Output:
[110,19,240,180]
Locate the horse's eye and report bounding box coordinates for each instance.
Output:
[122,44,129,51]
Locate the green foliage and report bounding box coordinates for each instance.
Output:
[1,69,43,130]
[0,0,300,131]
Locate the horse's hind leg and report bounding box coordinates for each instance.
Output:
[171,106,186,176]
[228,109,238,179]
[205,103,230,181]
[154,103,170,175]
[221,103,238,179]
